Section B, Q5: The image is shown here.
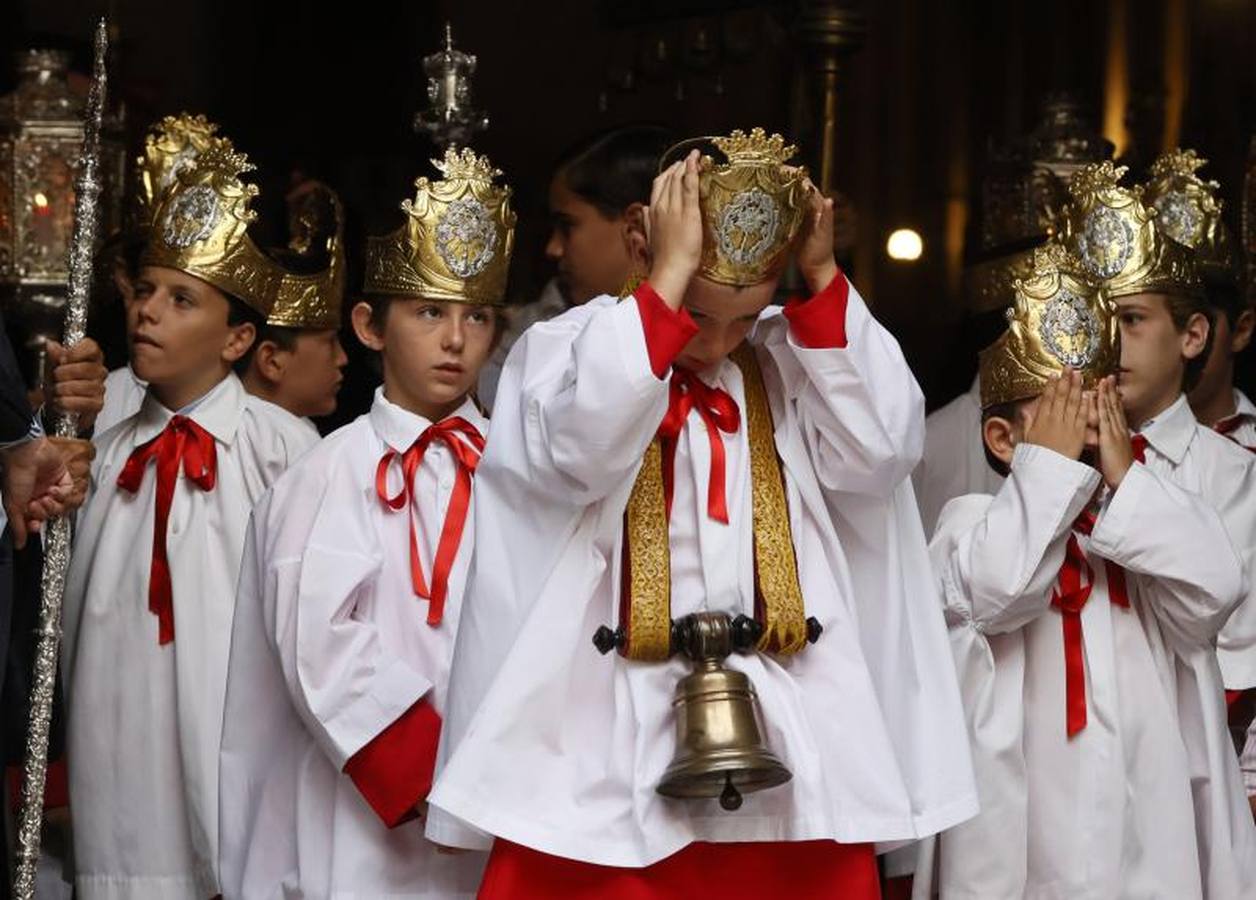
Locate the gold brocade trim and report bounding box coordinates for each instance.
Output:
[622,441,673,661]
[731,344,808,655]
[619,344,808,661]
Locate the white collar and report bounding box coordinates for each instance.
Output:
[368,386,487,453]
[133,374,244,448]
[1136,393,1196,465]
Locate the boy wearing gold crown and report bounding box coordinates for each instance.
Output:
[218,147,512,899]
[236,180,348,422]
[425,131,976,898]
[96,114,221,434]
[97,115,348,435]
[924,165,1256,896]
[61,141,320,900]
[1057,160,1256,736]
[928,239,1256,897]
[1144,150,1254,454]
[1144,149,1256,813]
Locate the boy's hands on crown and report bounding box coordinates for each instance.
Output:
[645,150,703,311]
[796,180,838,295]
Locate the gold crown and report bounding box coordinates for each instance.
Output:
[688,128,810,286]
[267,183,346,330]
[140,140,283,316]
[1143,148,1240,288]
[979,242,1120,409]
[132,113,223,232]
[364,147,515,305]
[1053,160,1202,300]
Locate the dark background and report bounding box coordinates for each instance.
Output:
[4,0,1254,417]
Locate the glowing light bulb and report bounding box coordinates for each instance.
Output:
[886,228,923,262]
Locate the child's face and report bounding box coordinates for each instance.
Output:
[1115,292,1207,427]
[675,276,776,372]
[265,328,347,418]
[545,172,637,305]
[355,298,496,419]
[127,265,254,392]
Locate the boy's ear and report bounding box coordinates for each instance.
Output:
[982,415,1017,469]
[1231,307,1254,355]
[351,301,385,351]
[622,202,650,273]
[252,340,286,385]
[221,322,256,364]
[1180,310,1210,362]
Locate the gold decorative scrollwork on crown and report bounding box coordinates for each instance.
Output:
[140,140,282,315]
[132,113,222,232]
[1143,148,1240,289]
[669,128,810,287]
[979,242,1120,409]
[363,147,516,305]
[1053,160,1202,300]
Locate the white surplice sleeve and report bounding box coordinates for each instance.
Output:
[1089,460,1248,650]
[252,472,432,772]
[759,275,924,498]
[760,274,980,840]
[938,443,1100,635]
[499,294,671,507]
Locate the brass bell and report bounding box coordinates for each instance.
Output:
[657,612,791,811]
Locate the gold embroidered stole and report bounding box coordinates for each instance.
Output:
[619,343,808,660]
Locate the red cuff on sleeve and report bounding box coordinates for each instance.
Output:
[782,271,850,349]
[343,698,442,828]
[635,281,699,378]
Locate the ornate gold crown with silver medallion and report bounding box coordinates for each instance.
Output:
[364,147,515,305]
[1143,148,1240,289]
[668,128,809,287]
[979,242,1120,409]
[140,140,282,316]
[132,113,223,232]
[1053,160,1202,300]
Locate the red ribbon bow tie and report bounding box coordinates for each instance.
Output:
[656,368,741,523]
[375,417,484,627]
[1051,505,1134,738]
[116,415,217,646]
[1050,434,1147,736]
[1130,433,1148,463]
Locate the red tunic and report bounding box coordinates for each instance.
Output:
[477,839,880,900]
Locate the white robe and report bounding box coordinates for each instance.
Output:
[1215,388,1256,797]
[476,277,568,412]
[912,375,1004,537]
[63,374,319,900]
[426,281,977,867]
[218,389,488,899]
[1215,387,1256,691]
[927,404,1256,899]
[95,364,147,435]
